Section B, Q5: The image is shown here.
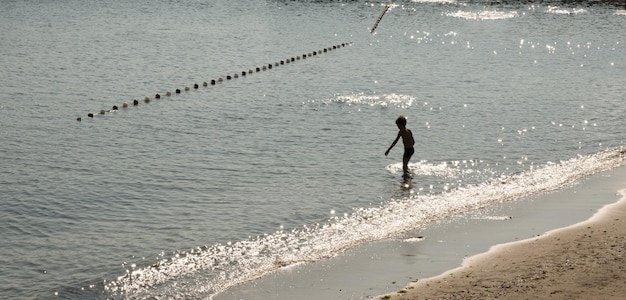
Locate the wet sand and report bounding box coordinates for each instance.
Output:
[377,192,626,300]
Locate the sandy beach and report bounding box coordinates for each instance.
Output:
[378,191,626,300]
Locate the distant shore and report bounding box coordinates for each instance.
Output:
[377,191,626,300]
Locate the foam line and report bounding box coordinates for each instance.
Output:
[76,43,352,122]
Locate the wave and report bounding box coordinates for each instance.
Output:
[105,146,626,299]
[546,6,586,15]
[445,9,518,20]
[386,159,494,179]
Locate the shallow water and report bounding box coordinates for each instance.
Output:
[1,0,625,299]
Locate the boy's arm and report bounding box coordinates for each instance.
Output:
[385,133,401,156]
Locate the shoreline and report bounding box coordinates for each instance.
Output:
[215,166,626,300]
[378,190,626,300]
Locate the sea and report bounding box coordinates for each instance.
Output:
[1,0,625,299]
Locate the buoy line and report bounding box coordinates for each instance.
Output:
[370,3,391,34]
[77,42,352,121]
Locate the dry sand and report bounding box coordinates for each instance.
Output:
[377,191,626,300]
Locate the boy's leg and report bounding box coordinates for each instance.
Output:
[402,148,414,174]
[402,157,410,174]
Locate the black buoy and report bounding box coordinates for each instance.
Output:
[176,89,181,93]
[194,83,199,89]
[133,99,139,105]
[155,93,161,99]
[112,105,118,110]
[88,113,94,118]
[211,79,216,85]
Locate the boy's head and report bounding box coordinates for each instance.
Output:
[395,116,407,128]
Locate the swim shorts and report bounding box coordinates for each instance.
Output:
[404,147,415,159]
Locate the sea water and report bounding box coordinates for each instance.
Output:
[1,0,625,299]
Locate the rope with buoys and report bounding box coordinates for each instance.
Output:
[370,2,392,34]
[76,42,352,121]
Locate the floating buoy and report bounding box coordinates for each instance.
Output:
[256,67,261,72]
[133,99,139,105]
[166,91,171,96]
[155,94,161,99]
[100,109,106,115]
[185,86,190,91]
[211,79,216,85]
[218,78,223,82]
[176,89,181,94]
[88,113,94,118]
[76,117,82,121]
[112,105,118,110]
[226,75,232,80]
[242,71,246,76]
[194,83,199,89]
[203,81,208,86]
[144,97,150,103]
[122,103,129,108]
[233,74,238,79]
[262,66,266,71]
[268,64,272,69]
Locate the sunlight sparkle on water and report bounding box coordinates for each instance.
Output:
[109,146,626,297]
[313,93,415,109]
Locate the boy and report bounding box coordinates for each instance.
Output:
[385,116,415,176]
